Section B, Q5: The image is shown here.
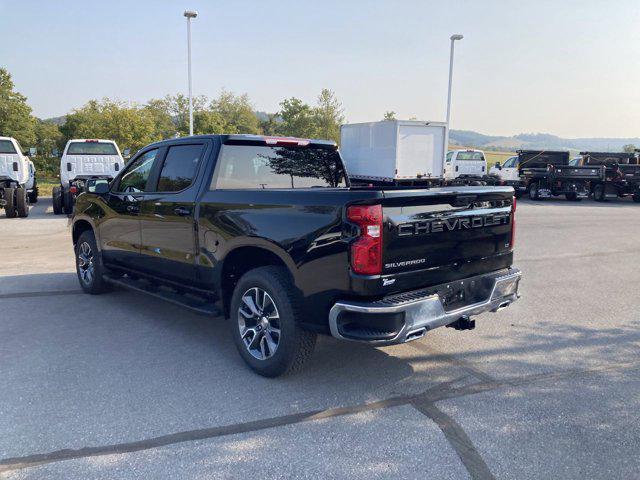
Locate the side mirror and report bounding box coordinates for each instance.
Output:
[87,179,110,195]
[12,162,18,172]
[495,162,502,169]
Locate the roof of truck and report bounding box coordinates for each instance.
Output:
[66,139,118,144]
[0,136,16,141]
[147,134,337,148]
[517,149,569,155]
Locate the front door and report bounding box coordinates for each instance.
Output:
[138,142,206,283]
[99,148,159,269]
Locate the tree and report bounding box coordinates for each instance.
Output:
[623,144,636,153]
[146,94,208,136]
[278,97,317,139]
[194,110,226,135]
[60,99,164,154]
[383,111,396,121]
[260,113,281,136]
[313,89,344,143]
[35,120,62,157]
[0,68,36,147]
[210,90,260,134]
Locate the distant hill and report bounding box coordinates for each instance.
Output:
[449,130,639,153]
[42,116,66,126]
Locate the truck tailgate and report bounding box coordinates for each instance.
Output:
[381,187,514,290]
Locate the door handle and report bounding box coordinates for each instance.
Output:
[127,205,140,214]
[174,206,191,217]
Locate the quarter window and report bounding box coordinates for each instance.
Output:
[117,149,157,193]
[156,144,203,192]
[0,140,17,154]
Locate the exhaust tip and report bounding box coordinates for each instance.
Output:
[405,328,427,342]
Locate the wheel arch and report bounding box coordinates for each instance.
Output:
[218,244,297,319]
[72,217,97,247]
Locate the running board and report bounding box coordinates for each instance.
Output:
[103,274,221,316]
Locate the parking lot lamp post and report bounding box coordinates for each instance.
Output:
[445,34,463,153]
[184,10,198,136]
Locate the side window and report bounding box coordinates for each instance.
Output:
[446,152,453,162]
[213,144,347,189]
[117,149,158,193]
[156,144,203,192]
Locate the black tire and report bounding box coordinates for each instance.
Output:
[63,190,74,215]
[4,187,16,218]
[75,230,110,294]
[229,266,317,377]
[52,187,63,215]
[632,195,640,203]
[15,187,29,217]
[565,192,580,202]
[528,182,540,200]
[593,184,606,202]
[28,184,38,204]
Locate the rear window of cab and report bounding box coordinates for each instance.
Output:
[0,140,17,154]
[67,142,118,155]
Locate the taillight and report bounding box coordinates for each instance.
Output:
[347,204,383,275]
[510,196,516,249]
[69,186,78,194]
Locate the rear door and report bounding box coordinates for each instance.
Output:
[396,125,444,179]
[137,142,208,282]
[381,187,515,289]
[99,148,159,268]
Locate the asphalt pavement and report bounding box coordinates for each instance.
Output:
[1,196,639,479]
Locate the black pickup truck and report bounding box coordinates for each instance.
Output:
[575,152,640,202]
[519,150,605,201]
[71,135,521,376]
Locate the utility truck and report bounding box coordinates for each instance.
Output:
[444,149,488,185]
[340,120,447,186]
[575,152,640,202]
[518,150,604,201]
[53,139,124,215]
[0,136,34,218]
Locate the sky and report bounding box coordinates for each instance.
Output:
[1,0,639,138]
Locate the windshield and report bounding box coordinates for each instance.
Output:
[0,140,17,154]
[214,144,347,189]
[67,142,118,155]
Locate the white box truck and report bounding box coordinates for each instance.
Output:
[340,120,447,185]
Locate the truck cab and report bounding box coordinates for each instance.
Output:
[0,136,33,218]
[488,155,524,195]
[53,139,124,215]
[443,149,487,184]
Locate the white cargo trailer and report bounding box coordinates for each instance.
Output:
[340,120,447,184]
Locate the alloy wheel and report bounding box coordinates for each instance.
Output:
[77,241,95,285]
[237,287,281,360]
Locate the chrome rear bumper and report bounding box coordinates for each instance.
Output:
[329,268,521,345]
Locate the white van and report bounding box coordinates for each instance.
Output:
[0,136,34,218]
[54,139,124,215]
[444,149,487,183]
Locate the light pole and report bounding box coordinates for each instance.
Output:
[184,10,198,136]
[445,34,463,153]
